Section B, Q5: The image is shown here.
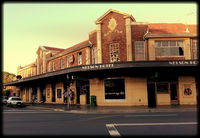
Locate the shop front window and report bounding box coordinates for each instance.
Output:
[156,83,169,93]
[104,79,125,99]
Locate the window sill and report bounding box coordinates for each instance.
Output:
[105,99,126,102]
[157,92,169,94]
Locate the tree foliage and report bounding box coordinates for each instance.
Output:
[3,72,16,84]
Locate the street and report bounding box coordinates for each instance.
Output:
[3,106,198,136]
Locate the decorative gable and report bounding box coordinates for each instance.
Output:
[95,9,135,24]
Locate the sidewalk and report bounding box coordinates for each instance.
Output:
[25,103,198,114]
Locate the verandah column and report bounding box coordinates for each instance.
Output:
[37,87,42,103]
[29,87,33,102]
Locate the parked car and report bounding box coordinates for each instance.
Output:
[7,97,24,107]
[2,96,8,105]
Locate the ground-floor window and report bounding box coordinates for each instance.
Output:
[57,89,62,98]
[104,79,125,99]
[156,82,169,93]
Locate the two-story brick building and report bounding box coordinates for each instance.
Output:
[5,9,198,107]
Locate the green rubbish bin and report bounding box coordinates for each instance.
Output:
[90,95,97,107]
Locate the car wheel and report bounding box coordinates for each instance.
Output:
[17,103,22,107]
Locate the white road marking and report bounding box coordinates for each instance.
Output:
[106,124,121,137]
[114,122,198,126]
[124,114,177,117]
[106,122,197,136]
[3,111,65,114]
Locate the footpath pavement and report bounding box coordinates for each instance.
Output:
[25,103,198,114]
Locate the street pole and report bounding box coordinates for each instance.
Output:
[67,93,70,110]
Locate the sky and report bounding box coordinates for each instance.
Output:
[3,2,197,75]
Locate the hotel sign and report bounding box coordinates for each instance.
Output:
[168,60,198,65]
[81,60,198,71]
[82,63,114,70]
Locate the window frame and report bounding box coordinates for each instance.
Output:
[60,58,64,69]
[155,40,184,57]
[191,39,198,60]
[156,82,169,94]
[92,47,98,64]
[56,89,62,98]
[104,78,126,101]
[134,41,146,61]
[77,52,82,65]
[52,61,55,71]
[109,43,120,63]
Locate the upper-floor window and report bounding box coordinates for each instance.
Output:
[109,43,120,62]
[52,61,55,71]
[48,62,51,72]
[78,52,82,65]
[39,51,43,59]
[191,40,198,60]
[155,40,184,57]
[134,41,145,61]
[66,56,71,68]
[60,58,64,69]
[92,47,98,64]
[40,66,43,74]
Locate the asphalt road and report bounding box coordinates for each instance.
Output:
[2,106,198,136]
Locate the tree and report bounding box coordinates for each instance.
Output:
[3,72,16,84]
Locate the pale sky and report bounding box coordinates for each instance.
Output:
[3,2,197,74]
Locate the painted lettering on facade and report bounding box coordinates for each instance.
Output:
[82,64,114,70]
[169,60,198,65]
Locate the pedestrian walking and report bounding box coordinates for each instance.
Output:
[69,89,75,105]
[63,90,68,104]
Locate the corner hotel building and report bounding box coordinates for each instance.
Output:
[5,9,199,107]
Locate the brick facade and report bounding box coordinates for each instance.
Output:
[100,12,127,63]
[12,9,198,106]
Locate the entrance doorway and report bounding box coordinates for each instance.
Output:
[147,83,156,108]
[76,80,90,104]
[51,83,56,102]
[170,83,178,105]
